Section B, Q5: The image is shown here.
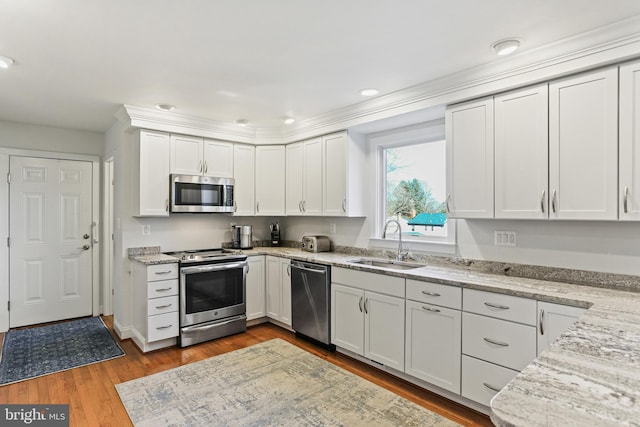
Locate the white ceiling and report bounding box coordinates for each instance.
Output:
[1,0,640,133]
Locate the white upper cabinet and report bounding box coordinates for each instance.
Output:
[233,144,255,216]
[170,134,233,178]
[495,84,549,219]
[132,130,171,217]
[323,131,366,216]
[446,97,494,218]
[549,67,618,220]
[619,59,640,221]
[285,138,322,215]
[255,145,286,216]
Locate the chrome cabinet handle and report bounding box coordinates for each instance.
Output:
[484,302,509,310]
[541,190,546,213]
[551,190,557,213]
[624,187,629,214]
[198,160,203,173]
[446,194,452,213]
[342,198,346,213]
[155,304,172,309]
[156,324,173,330]
[302,200,306,213]
[483,382,501,393]
[256,202,260,213]
[204,160,208,174]
[155,287,172,292]
[364,298,368,314]
[484,337,510,347]
[234,202,237,213]
[165,199,169,212]
[422,306,441,313]
[539,309,545,336]
[358,296,363,313]
[421,291,441,297]
[287,264,291,276]
[298,200,303,212]
[154,270,173,275]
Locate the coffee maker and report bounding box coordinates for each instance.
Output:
[270,222,280,247]
[232,225,253,249]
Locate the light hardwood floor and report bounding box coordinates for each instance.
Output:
[0,316,492,426]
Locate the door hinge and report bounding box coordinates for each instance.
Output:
[7,301,10,311]
[6,237,9,247]
[6,172,10,184]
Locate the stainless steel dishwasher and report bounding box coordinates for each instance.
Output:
[290,260,334,350]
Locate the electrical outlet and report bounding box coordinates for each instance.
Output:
[494,230,516,247]
[142,224,151,235]
[329,223,337,234]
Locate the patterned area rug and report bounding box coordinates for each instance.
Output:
[0,317,124,386]
[116,338,459,426]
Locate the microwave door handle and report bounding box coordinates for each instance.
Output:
[181,262,247,275]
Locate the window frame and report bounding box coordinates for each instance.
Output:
[368,119,457,254]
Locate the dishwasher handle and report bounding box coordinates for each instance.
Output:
[291,263,327,274]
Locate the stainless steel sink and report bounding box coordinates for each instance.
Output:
[347,258,424,270]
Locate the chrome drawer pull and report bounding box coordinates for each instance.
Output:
[422,306,441,313]
[484,337,510,347]
[421,291,441,297]
[156,325,173,330]
[358,296,363,313]
[154,270,173,275]
[484,302,510,310]
[155,287,172,292]
[155,304,172,309]
[483,382,501,393]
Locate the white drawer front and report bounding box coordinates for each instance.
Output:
[332,267,404,298]
[148,279,179,298]
[147,295,179,316]
[462,312,536,371]
[406,279,461,310]
[463,288,536,325]
[147,263,179,281]
[147,311,179,342]
[461,355,519,407]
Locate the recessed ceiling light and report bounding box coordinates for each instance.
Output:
[235,119,248,127]
[360,88,380,97]
[283,117,296,125]
[0,55,15,69]
[155,104,176,111]
[492,39,520,56]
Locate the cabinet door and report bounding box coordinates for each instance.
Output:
[233,144,255,216]
[620,60,640,220]
[246,256,265,320]
[364,291,405,371]
[203,139,233,178]
[255,146,286,215]
[280,259,292,326]
[303,137,323,215]
[331,283,364,354]
[265,256,281,320]
[549,67,618,220]
[537,301,586,355]
[285,142,304,215]
[323,132,348,216]
[170,134,203,175]
[446,98,494,218]
[135,130,170,217]
[495,84,549,219]
[405,300,461,393]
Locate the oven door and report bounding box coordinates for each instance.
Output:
[179,261,247,326]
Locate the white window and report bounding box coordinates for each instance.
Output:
[370,119,456,253]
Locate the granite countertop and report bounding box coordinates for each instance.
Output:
[128,245,640,426]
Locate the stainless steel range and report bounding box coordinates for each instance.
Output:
[166,248,248,347]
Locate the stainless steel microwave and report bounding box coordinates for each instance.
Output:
[170,174,234,213]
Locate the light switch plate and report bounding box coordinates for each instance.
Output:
[494,230,516,247]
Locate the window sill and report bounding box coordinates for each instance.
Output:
[368,237,457,256]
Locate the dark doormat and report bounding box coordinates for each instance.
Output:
[0,316,125,386]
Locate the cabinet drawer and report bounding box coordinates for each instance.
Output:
[461,355,519,407]
[463,288,536,325]
[406,279,461,309]
[332,267,404,298]
[147,312,179,342]
[147,263,179,281]
[147,295,179,316]
[462,312,536,371]
[148,279,179,298]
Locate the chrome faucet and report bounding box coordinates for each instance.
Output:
[382,219,408,261]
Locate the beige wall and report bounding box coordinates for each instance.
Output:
[0,120,104,156]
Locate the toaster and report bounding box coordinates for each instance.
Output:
[301,235,331,252]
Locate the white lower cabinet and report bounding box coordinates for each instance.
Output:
[537,301,586,355]
[461,355,519,407]
[265,256,291,326]
[246,256,265,321]
[131,262,180,352]
[331,268,405,371]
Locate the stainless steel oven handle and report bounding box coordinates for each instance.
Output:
[181,261,247,275]
[291,264,327,274]
[180,315,246,333]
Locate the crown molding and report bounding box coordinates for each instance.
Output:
[115,15,640,145]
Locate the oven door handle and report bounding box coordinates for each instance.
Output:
[181,262,247,275]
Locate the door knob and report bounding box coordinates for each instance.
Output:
[83,234,90,239]
[80,244,90,251]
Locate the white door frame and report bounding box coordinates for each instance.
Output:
[102,155,114,316]
[0,147,100,332]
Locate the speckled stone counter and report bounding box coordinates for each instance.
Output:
[126,245,640,425]
[128,246,178,265]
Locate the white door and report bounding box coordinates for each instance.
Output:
[285,142,304,215]
[233,144,255,216]
[303,138,323,215]
[620,59,640,220]
[364,291,405,371]
[331,283,364,354]
[323,132,348,216]
[9,157,93,327]
[255,146,285,215]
